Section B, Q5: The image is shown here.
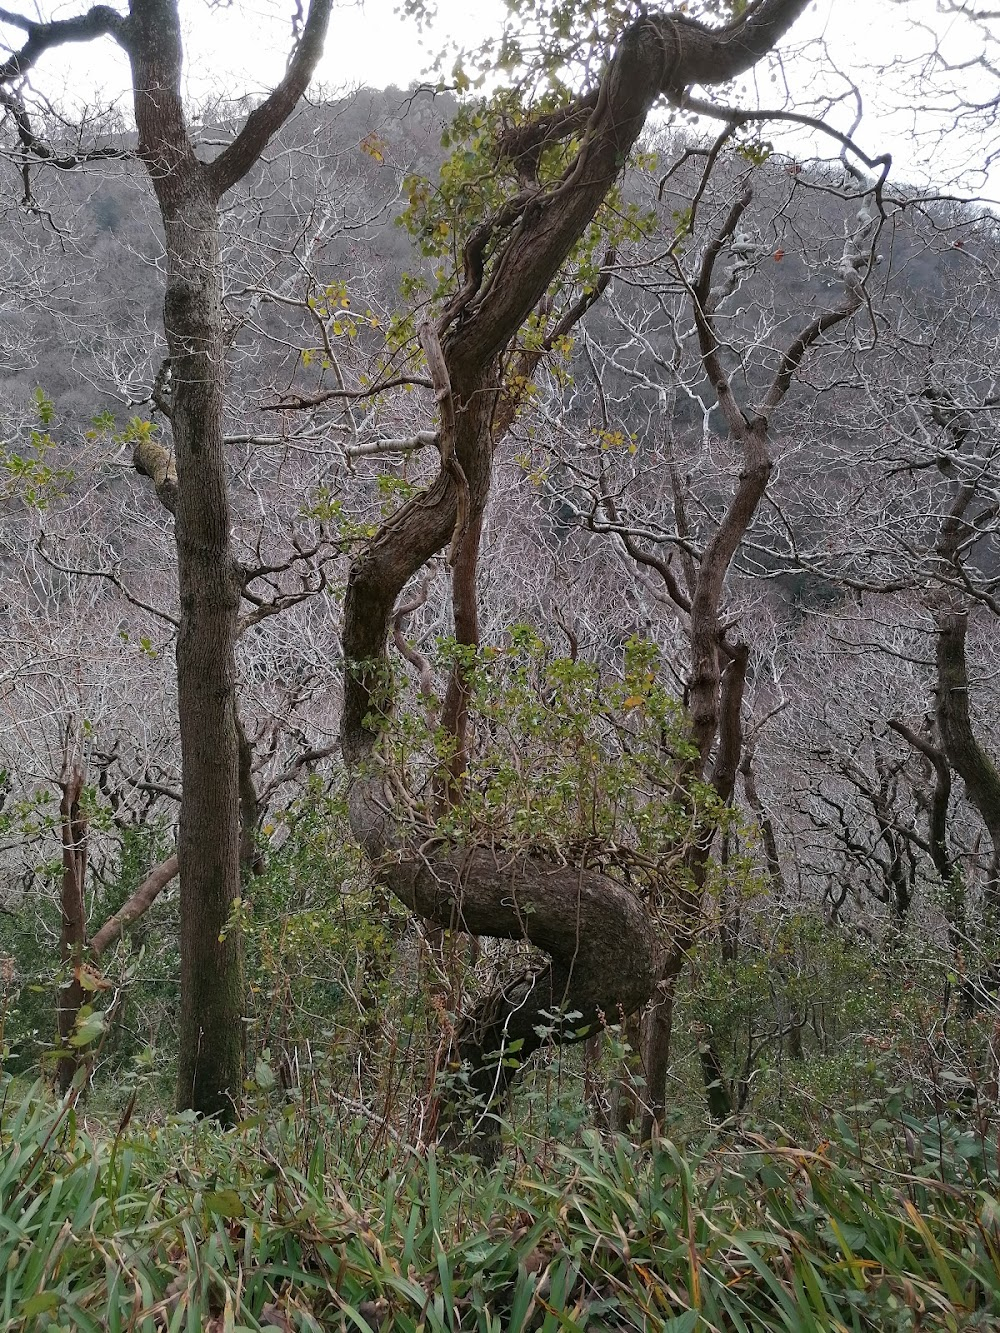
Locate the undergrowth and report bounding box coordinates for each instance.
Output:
[2,1076,998,1331]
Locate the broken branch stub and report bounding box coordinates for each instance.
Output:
[133,437,178,515]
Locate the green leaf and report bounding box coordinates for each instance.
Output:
[662,1314,700,1333]
[68,1012,106,1047]
[204,1189,246,1219]
[21,1291,60,1316]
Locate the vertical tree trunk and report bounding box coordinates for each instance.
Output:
[936,610,1000,886]
[0,0,333,1119]
[56,766,87,1091]
[122,0,331,1119]
[122,0,243,1123]
[639,948,684,1140]
[168,196,245,1117]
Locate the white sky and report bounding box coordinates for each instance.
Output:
[4,0,997,196]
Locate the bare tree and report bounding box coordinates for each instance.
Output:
[751,198,1000,1012]
[1,0,334,1117]
[519,142,878,1130]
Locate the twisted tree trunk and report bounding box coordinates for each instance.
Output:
[340,1,809,1147]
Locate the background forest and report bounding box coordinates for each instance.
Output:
[1,0,1000,1327]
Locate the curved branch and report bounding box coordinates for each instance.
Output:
[206,0,333,198]
[266,376,434,412]
[373,840,657,1137]
[443,0,810,383]
[35,535,179,628]
[888,718,952,883]
[343,1,813,761]
[681,94,892,180]
[339,0,811,1141]
[392,575,438,721]
[0,5,126,82]
[0,3,128,195]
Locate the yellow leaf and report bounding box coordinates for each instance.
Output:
[75,964,112,992]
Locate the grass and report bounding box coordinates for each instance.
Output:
[1,1075,998,1331]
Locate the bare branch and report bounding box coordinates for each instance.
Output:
[344,431,439,461]
[35,536,179,628]
[89,854,179,958]
[265,374,433,412]
[206,0,333,198]
[0,5,126,83]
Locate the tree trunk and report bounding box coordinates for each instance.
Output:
[936,610,1000,880]
[383,843,658,1156]
[635,190,869,1129]
[610,1012,643,1134]
[56,766,87,1091]
[169,200,245,1120]
[120,0,244,1123]
[639,948,685,1141]
[123,0,331,1119]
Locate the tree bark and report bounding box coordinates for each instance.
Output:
[128,17,246,1106]
[936,610,1000,903]
[383,843,657,1154]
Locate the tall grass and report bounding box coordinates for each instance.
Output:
[1,1076,997,1330]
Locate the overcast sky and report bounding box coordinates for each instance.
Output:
[4,0,996,196]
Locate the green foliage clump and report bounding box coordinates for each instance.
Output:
[0,820,177,1093]
[387,632,722,894]
[1,389,75,511]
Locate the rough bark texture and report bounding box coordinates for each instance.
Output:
[236,711,265,876]
[340,1,809,1144]
[637,946,686,1140]
[126,0,245,1113]
[133,435,177,514]
[437,510,482,797]
[392,847,656,1133]
[637,646,748,1139]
